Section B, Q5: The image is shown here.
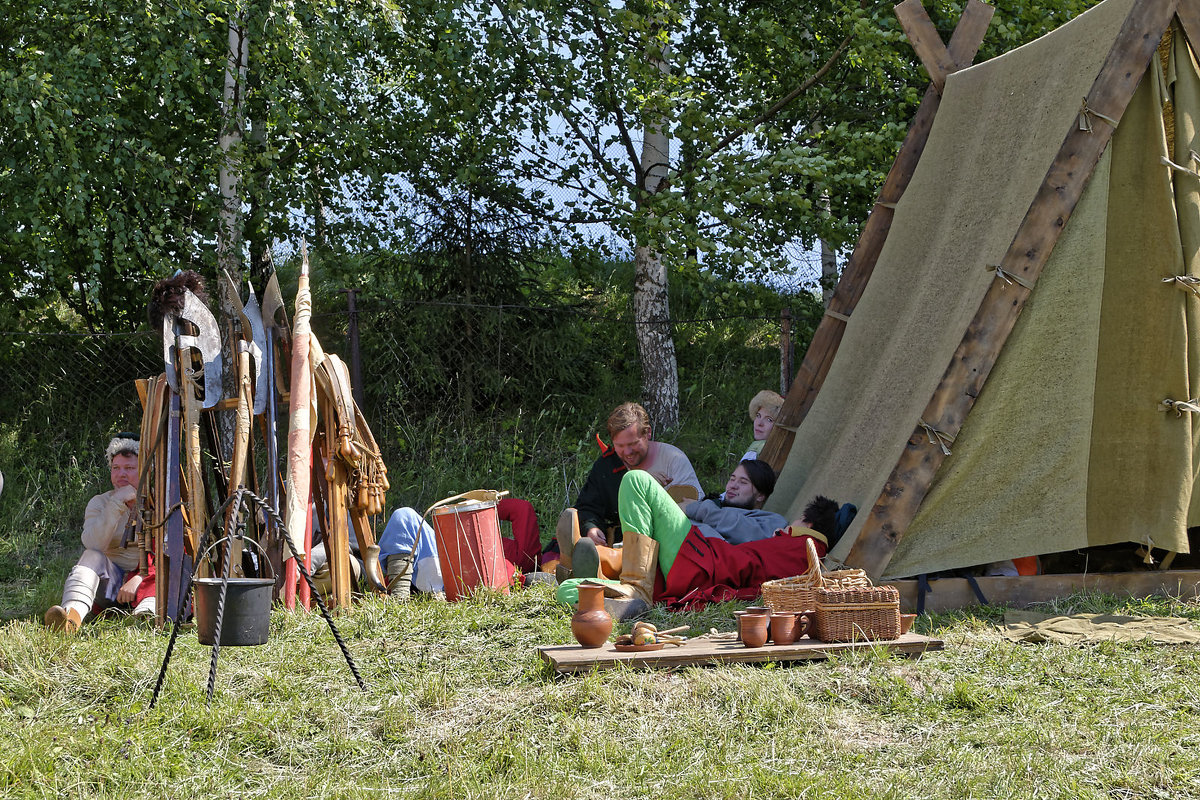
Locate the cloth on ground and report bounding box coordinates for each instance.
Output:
[1001,610,1200,644]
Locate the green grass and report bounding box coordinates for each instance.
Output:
[5,294,1200,797]
[3,588,1200,799]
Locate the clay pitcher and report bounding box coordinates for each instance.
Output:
[739,613,770,648]
[571,582,613,648]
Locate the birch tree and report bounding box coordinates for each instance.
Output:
[474,0,907,429]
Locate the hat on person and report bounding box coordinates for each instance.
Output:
[748,389,785,422]
[105,432,140,465]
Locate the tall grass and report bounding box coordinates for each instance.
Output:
[1,589,1199,798]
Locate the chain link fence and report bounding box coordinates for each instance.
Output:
[0,292,806,514]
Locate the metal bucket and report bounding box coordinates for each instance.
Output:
[194,577,274,646]
[194,536,274,646]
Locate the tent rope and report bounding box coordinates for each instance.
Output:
[825,309,851,323]
[1160,398,1200,416]
[918,419,955,456]
[1163,275,1200,296]
[1160,155,1200,181]
[1077,96,1118,132]
[988,264,1036,290]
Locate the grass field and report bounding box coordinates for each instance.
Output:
[4,585,1200,799]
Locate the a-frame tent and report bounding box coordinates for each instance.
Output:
[762,0,1200,605]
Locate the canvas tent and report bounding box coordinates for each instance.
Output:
[763,0,1200,584]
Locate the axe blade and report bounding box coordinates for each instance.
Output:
[163,289,223,408]
[244,285,269,415]
[222,270,267,415]
[261,270,289,335]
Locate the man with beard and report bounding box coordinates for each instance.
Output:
[553,402,701,582]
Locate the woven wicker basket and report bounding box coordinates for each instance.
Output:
[761,538,871,613]
[814,584,901,642]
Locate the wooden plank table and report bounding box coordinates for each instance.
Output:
[539,633,944,674]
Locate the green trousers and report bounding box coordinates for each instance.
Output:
[617,470,693,576]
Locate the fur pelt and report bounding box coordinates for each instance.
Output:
[148,270,208,331]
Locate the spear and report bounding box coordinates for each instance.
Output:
[283,244,316,610]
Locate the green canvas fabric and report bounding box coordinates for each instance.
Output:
[889,150,1112,576]
[1086,47,1191,552]
[892,51,1192,578]
[1001,610,1200,645]
[1168,25,1200,527]
[768,0,1198,577]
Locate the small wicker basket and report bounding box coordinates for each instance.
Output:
[761,538,871,614]
[814,584,901,642]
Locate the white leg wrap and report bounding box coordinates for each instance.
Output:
[132,596,156,617]
[61,564,100,618]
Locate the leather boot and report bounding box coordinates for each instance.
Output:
[386,552,413,600]
[44,605,83,633]
[571,538,600,580]
[619,530,659,606]
[555,509,580,583]
[596,544,623,579]
[604,597,649,622]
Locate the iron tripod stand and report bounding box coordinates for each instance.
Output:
[149,487,367,707]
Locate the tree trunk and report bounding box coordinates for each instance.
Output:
[633,40,679,432]
[218,14,248,306]
[820,236,838,307]
[217,13,249,451]
[633,244,679,432]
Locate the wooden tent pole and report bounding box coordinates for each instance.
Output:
[845,0,1183,579]
[761,0,994,473]
[1177,1,1200,51]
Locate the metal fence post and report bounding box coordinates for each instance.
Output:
[342,288,365,409]
[780,306,793,394]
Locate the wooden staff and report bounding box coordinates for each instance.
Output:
[283,246,315,610]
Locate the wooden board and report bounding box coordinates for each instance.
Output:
[761,0,994,473]
[845,0,1181,579]
[893,569,1200,613]
[539,633,944,673]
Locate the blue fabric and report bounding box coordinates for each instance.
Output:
[682,499,787,545]
[378,507,444,592]
[832,503,858,548]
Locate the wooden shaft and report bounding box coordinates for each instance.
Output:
[894,0,958,92]
[221,343,253,578]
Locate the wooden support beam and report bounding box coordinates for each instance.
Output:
[846,0,1182,580]
[895,0,958,92]
[892,569,1200,613]
[761,0,994,473]
[1177,0,1200,53]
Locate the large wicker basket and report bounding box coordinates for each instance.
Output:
[814,584,901,642]
[761,537,871,613]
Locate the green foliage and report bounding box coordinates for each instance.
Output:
[0,0,222,332]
